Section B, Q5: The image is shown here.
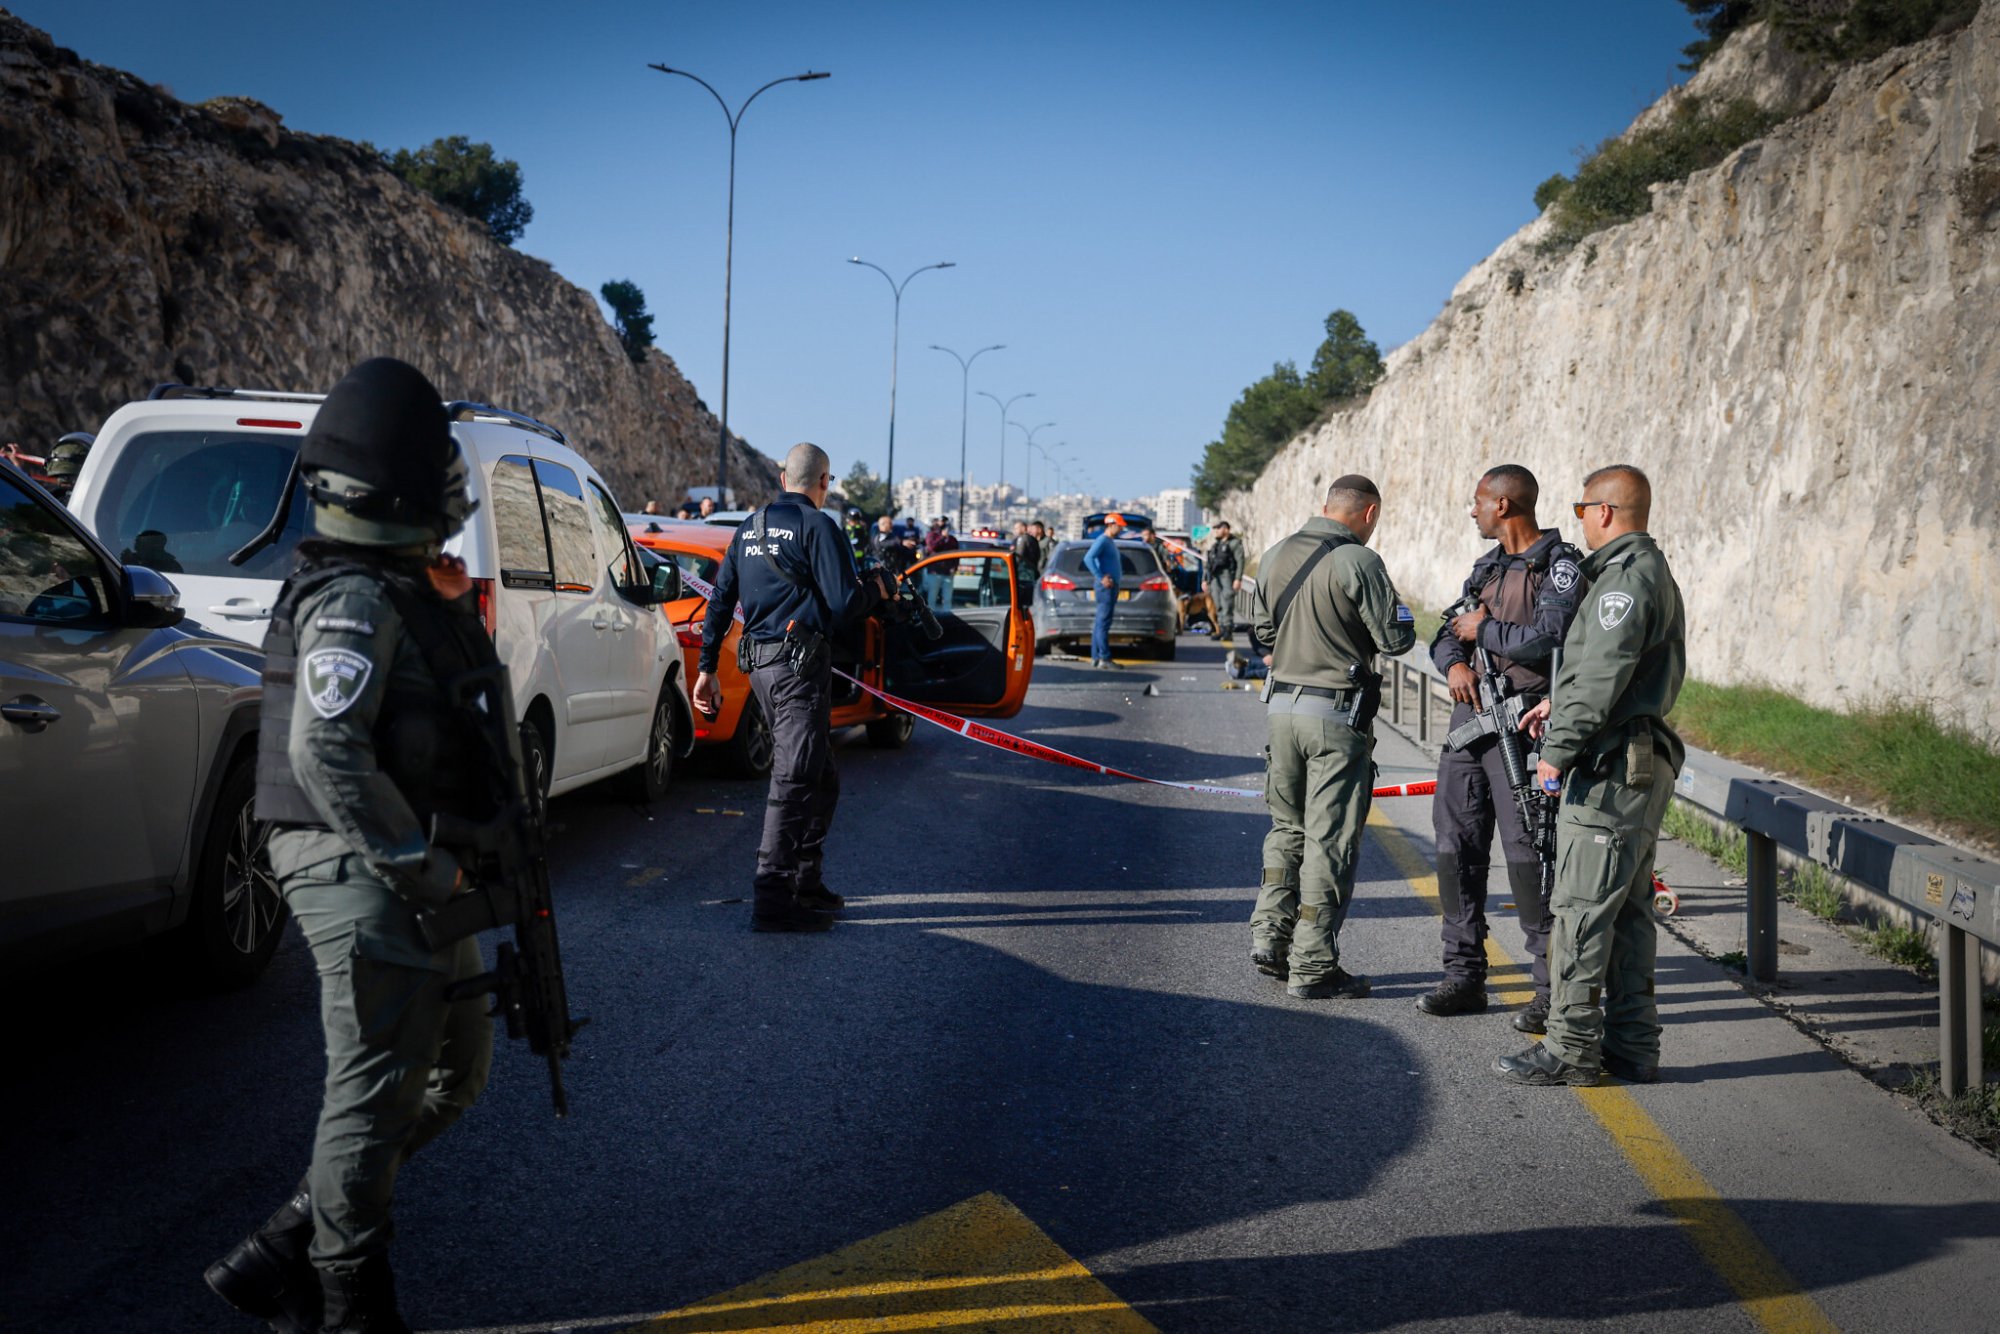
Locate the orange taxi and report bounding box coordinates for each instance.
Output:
[630,518,1035,776]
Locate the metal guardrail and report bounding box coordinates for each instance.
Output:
[1382,647,2000,1095]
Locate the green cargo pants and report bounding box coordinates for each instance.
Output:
[273,831,493,1274]
[1251,697,1373,983]
[1542,751,1677,1070]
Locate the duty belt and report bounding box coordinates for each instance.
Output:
[1268,681,1352,702]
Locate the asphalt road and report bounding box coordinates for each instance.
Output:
[5,635,2000,1332]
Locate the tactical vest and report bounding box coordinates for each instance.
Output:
[1471,538,1578,697]
[256,555,502,831]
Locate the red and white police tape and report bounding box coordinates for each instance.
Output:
[675,566,1435,802]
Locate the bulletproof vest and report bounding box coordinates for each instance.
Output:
[1474,542,1564,697]
[1208,539,1239,579]
[256,554,502,831]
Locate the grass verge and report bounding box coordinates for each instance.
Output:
[1672,680,2000,850]
[1662,801,1748,876]
[1900,1070,2000,1154]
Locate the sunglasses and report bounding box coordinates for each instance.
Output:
[1571,500,1620,519]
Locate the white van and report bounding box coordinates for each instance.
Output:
[69,386,694,801]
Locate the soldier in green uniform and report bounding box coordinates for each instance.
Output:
[206,358,501,1333]
[1249,476,1416,999]
[1203,521,1245,642]
[1494,464,1685,1087]
[41,430,94,505]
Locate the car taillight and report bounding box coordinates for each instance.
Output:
[675,626,704,649]
[1040,573,1076,590]
[1140,574,1171,591]
[471,577,497,637]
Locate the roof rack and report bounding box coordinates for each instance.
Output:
[443,401,568,446]
[148,383,328,403]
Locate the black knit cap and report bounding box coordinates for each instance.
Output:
[300,357,452,512]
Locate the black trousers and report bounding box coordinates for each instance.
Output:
[1433,714,1552,997]
[749,659,840,910]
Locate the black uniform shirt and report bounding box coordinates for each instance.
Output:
[1430,528,1585,695]
[699,492,874,672]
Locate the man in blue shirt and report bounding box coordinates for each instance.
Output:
[1084,513,1127,669]
[695,442,887,931]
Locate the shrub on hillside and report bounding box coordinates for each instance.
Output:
[385,135,534,245]
[600,279,656,364]
[1536,96,1785,253]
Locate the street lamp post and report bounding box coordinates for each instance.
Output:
[1025,437,1066,511]
[975,389,1034,527]
[650,63,829,502]
[932,345,1005,531]
[1009,419,1054,510]
[850,258,953,512]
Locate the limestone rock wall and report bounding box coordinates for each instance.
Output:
[1223,12,2000,732]
[0,11,778,511]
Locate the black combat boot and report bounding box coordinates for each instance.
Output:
[320,1254,410,1334]
[1602,1049,1661,1084]
[1250,943,1288,979]
[1287,968,1371,1000]
[1491,1044,1599,1087]
[1415,978,1488,1016]
[1513,996,1550,1034]
[796,882,846,912]
[205,1182,322,1333]
[751,873,835,933]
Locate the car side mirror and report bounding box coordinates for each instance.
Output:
[123,564,186,628]
[649,560,683,604]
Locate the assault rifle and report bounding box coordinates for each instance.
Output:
[416,663,586,1117]
[1440,593,1559,901]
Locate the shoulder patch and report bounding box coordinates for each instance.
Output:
[302,647,373,719]
[1596,590,1635,630]
[1394,603,1415,623]
[314,615,376,636]
[1549,559,1582,593]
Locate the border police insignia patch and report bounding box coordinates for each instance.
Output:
[1550,559,1580,593]
[1597,591,1634,629]
[303,648,372,719]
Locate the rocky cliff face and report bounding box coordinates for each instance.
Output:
[1224,12,1999,733]
[0,11,777,510]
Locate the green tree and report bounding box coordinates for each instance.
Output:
[600,279,656,364]
[1533,172,1572,212]
[386,135,534,244]
[1305,308,1385,404]
[1191,361,1321,510]
[840,460,891,518]
[1677,0,1760,69]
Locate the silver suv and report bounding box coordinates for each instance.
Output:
[0,462,279,985]
[1033,538,1181,660]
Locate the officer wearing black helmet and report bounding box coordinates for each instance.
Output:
[694,442,888,932]
[41,430,94,505]
[207,358,500,1334]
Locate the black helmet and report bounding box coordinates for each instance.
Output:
[300,358,472,547]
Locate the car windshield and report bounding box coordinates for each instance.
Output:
[95,429,311,579]
[1050,543,1158,577]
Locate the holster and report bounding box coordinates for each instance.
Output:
[736,631,755,675]
[416,882,517,950]
[784,628,830,680]
[1345,666,1384,734]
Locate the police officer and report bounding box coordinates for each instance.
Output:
[207,358,499,1332]
[41,431,94,505]
[1417,465,1585,1030]
[1011,519,1042,605]
[1203,520,1245,643]
[693,443,887,932]
[1249,475,1416,999]
[1494,464,1685,1087]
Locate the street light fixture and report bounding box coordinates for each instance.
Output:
[974,389,1034,528]
[850,258,954,511]
[933,345,1006,531]
[650,63,829,502]
[1008,419,1054,505]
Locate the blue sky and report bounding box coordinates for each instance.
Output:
[29,1,1700,499]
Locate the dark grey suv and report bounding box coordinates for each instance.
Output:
[0,462,279,987]
[1033,539,1180,660]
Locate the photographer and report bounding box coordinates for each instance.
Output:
[1419,465,1585,1032]
[694,443,888,933]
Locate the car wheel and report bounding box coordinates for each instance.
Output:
[865,710,915,748]
[520,716,553,813]
[184,758,286,989]
[717,692,776,778]
[621,688,679,801]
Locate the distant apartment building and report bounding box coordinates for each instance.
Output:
[1154,488,1200,531]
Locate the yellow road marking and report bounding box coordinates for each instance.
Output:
[623,1192,1153,1333]
[1367,808,1840,1334]
[626,867,664,887]
[1367,808,1534,1004]
[1576,1085,1841,1334]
